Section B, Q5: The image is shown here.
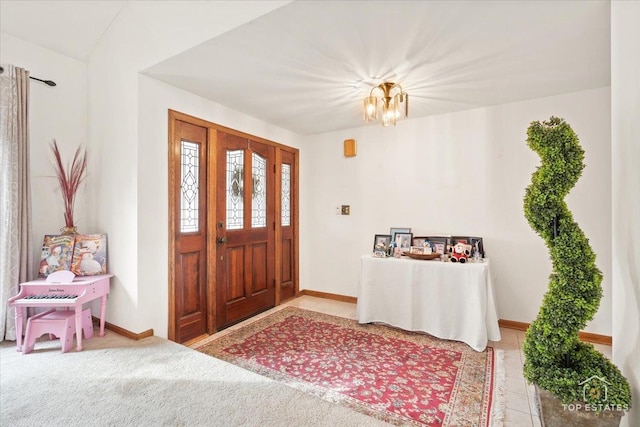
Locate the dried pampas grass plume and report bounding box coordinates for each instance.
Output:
[51,140,87,228]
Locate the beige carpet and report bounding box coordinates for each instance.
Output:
[0,329,391,426]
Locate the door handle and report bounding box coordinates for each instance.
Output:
[217,237,227,244]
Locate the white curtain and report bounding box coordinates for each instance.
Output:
[0,64,33,341]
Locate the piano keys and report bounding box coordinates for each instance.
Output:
[23,294,79,300]
[8,274,113,352]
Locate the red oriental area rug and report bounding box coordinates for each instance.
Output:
[197,307,497,426]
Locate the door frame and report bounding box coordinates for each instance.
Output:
[168,110,299,342]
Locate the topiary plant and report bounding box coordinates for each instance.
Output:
[522,117,631,411]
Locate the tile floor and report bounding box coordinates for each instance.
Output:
[190,295,613,427]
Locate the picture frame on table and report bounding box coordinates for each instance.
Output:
[373,250,387,258]
[412,236,429,248]
[425,236,448,255]
[373,234,392,253]
[468,236,485,257]
[410,246,426,255]
[395,232,413,253]
[390,227,411,242]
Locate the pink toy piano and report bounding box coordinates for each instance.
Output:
[8,271,113,352]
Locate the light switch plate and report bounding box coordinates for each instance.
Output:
[341,205,350,215]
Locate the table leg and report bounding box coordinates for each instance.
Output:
[99,295,107,337]
[75,308,83,351]
[15,307,24,352]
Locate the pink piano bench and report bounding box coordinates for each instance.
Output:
[23,308,93,354]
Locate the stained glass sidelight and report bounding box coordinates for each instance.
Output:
[226,150,244,230]
[251,153,267,228]
[281,164,291,226]
[180,140,199,233]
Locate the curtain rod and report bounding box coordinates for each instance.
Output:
[0,66,56,86]
[30,76,57,86]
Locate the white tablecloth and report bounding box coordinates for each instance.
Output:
[357,255,501,351]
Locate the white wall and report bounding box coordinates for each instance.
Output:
[301,87,613,335]
[0,33,88,275]
[87,1,291,333]
[611,2,640,426]
[137,75,302,337]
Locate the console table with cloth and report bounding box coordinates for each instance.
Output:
[357,255,501,351]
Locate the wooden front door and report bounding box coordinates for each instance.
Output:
[170,120,209,343]
[215,132,276,329]
[169,110,297,343]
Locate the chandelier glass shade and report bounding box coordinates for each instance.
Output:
[363,82,408,126]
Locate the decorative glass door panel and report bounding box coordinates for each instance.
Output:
[226,150,244,230]
[281,163,291,227]
[252,152,267,228]
[180,141,200,233]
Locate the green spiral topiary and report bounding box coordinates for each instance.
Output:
[522,117,631,410]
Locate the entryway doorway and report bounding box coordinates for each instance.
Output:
[168,110,299,344]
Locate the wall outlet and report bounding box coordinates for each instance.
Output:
[335,206,341,215]
[341,205,350,215]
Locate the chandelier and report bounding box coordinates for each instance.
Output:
[363,82,408,126]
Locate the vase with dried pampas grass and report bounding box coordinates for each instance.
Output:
[51,140,87,234]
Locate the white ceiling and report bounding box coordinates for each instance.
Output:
[0,0,127,61]
[1,1,610,136]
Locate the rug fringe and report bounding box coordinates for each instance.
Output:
[490,349,506,427]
